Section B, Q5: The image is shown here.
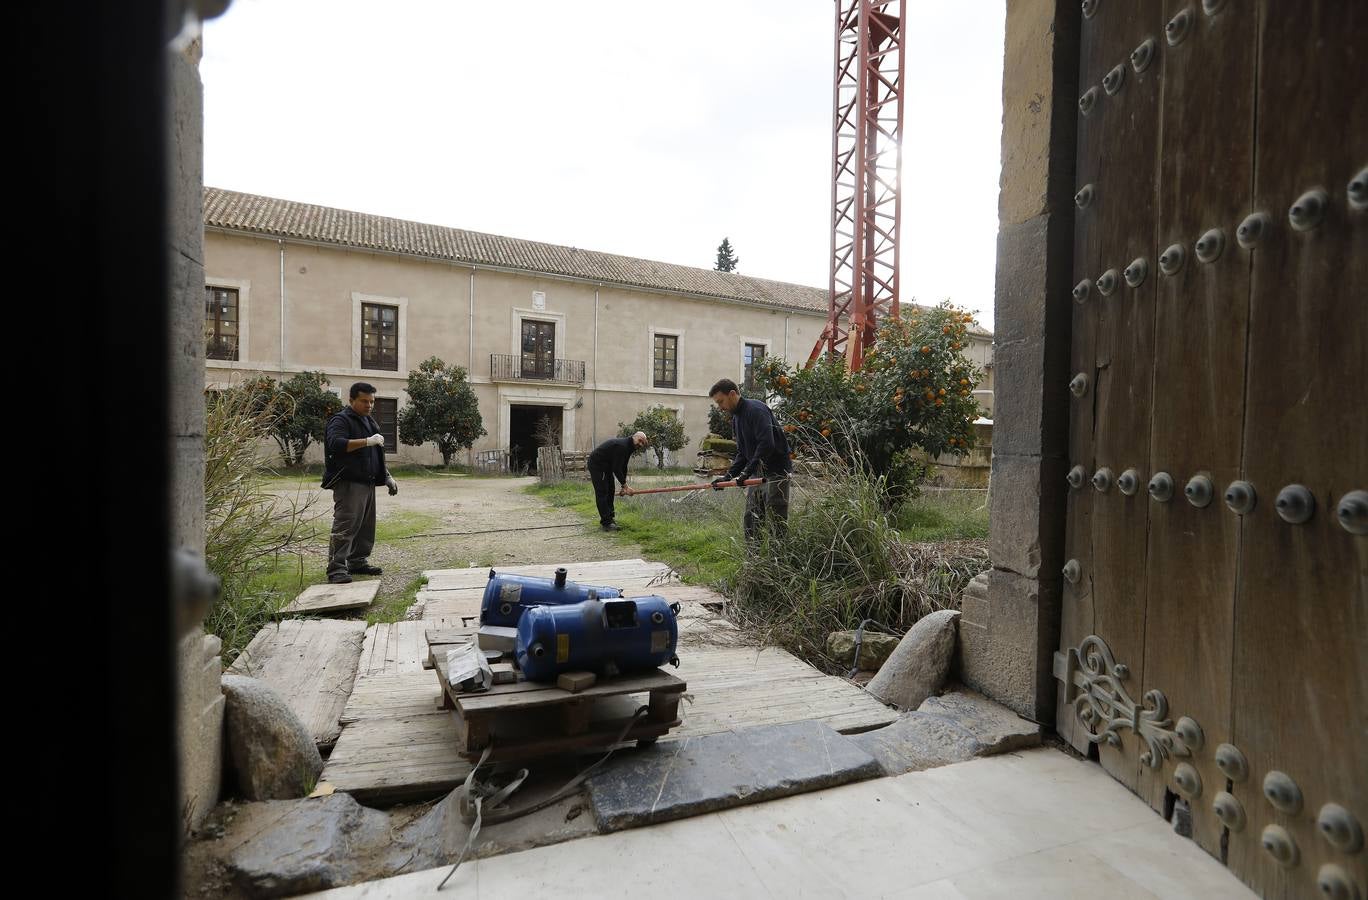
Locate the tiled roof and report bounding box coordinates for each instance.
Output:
[204,188,830,313]
[203,188,993,338]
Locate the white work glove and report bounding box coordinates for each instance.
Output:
[386,475,398,496]
[364,433,385,447]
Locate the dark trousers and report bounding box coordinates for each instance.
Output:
[744,476,790,543]
[588,465,617,526]
[328,479,377,576]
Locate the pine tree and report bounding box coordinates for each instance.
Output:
[714,237,739,272]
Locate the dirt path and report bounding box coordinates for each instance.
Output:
[268,474,648,607]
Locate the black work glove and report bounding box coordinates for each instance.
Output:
[711,476,729,491]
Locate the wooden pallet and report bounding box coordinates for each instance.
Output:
[427,629,686,762]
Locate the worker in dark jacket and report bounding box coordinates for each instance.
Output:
[587,431,648,531]
[709,378,792,541]
[322,382,398,583]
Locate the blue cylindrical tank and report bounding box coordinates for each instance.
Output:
[516,595,680,682]
[480,567,623,627]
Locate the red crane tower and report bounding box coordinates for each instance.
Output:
[809,0,906,371]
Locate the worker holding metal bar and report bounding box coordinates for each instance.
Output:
[707,378,792,541]
[587,431,648,532]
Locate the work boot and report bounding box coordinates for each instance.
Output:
[602,522,621,532]
[348,563,383,575]
[328,572,353,584]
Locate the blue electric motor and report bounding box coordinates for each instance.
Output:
[516,595,681,682]
[480,566,623,627]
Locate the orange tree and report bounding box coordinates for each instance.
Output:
[751,301,983,499]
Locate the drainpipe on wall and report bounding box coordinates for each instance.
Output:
[468,266,476,467]
[784,315,790,361]
[593,285,600,447]
[278,239,286,376]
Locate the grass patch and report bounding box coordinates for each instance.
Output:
[729,465,989,674]
[209,509,438,663]
[204,386,324,666]
[626,463,698,476]
[369,575,427,625]
[210,549,323,666]
[526,466,990,675]
[258,463,505,483]
[376,510,442,541]
[895,489,989,542]
[527,480,744,585]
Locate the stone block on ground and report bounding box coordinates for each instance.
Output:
[221,674,324,801]
[918,687,1041,755]
[851,686,1043,776]
[587,720,881,832]
[826,629,900,670]
[865,609,960,710]
[200,772,596,897]
[225,794,391,897]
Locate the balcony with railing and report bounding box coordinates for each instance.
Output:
[490,353,586,385]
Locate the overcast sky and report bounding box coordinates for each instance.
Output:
[202,0,1005,330]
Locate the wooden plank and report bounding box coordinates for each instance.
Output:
[458,695,680,762]
[671,646,896,737]
[671,688,895,739]
[339,671,444,723]
[354,621,436,677]
[1077,0,1163,795]
[424,626,477,647]
[279,580,380,616]
[1136,2,1256,857]
[650,584,728,605]
[384,618,399,673]
[415,588,482,623]
[422,559,674,592]
[361,623,389,677]
[455,671,685,715]
[359,623,381,675]
[1228,3,1368,895]
[227,618,366,748]
[423,558,655,578]
[321,713,471,806]
[395,620,425,674]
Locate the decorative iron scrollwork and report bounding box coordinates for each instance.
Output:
[1054,634,1191,768]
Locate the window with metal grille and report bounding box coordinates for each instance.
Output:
[373,398,398,453]
[743,343,765,392]
[361,303,399,371]
[653,334,678,389]
[205,286,239,361]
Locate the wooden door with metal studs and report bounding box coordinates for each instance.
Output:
[1053,2,1365,897]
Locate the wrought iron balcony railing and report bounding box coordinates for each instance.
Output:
[489,353,586,385]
